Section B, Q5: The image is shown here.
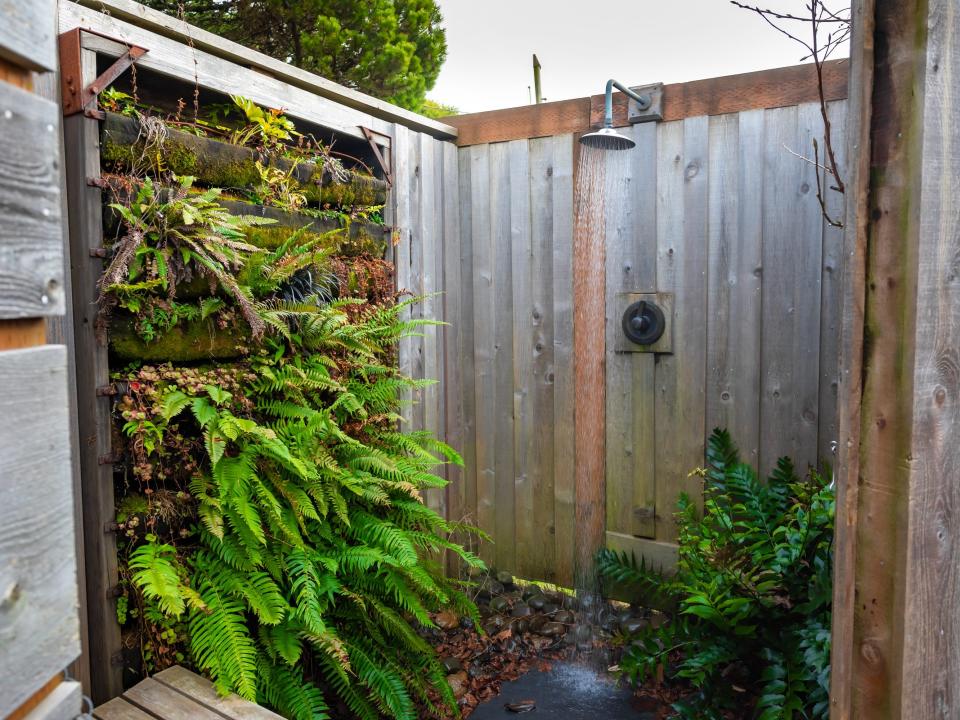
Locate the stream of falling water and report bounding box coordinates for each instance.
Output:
[572,145,608,640]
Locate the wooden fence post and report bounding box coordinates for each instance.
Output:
[831,0,960,716]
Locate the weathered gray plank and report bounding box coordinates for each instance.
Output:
[551,135,576,586]
[93,697,155,720]
[899,0,960,711]
[60,4,391,142]
[508,139,535,576]
[455,147,478,533]
[22,680,81,720]
[490,141,516,572]
[441,141,466,540]
[605,122,658,541]
[705,110,764,461]
[760,104,823,474]
[64,86,124,700]
[654,116,709,541]
[123,678,223,720]
[0,83,64,318]
[817,100,848,463]
[0,0,57,71]
[393,124,414,435]
[154,666,283,719]
[469,143,496,565]
[0,346,80,718]
[527,136,557,581]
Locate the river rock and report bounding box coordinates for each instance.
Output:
[542,602,560,615]
[447,671,469,699]
[495,570,514,586]
[509,618,529,634]
[489,596,509,613]
[435,610,459,630]
[553,609,575,624]
[620,616,648,634]
[441,656,463,673]
[527,594,547,611]
[539,621,566,637]
[510,603,532,618]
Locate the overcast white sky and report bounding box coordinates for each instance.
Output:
[430,0,844,114]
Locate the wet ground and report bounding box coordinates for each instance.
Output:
[469,663,647,720]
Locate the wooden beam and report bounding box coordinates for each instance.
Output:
[446,60,849,146]
[63,0,457,139]
[831,0,960,717]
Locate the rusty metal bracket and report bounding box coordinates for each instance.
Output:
[98,452,123,465]
[360,126,393,187]
[59,28,148,117]
[87,176,110,189]
[96,384,117,397]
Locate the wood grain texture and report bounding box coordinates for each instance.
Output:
[469,143,496,565]
[828,1,874,714]
[63,105,124,702]
[0,82,65,318]
[0,0,57,71]
[900,0,960,713]
[65,0,455,138]
[93,698,156,720]
[527,137,558,581]
[605,123,658,541]
[154,666,283,719]
[446,60,848,147]
[706,111,759,461]
[123,678,223,720]
[550,136,576,586]
[490,141,516,572]
[19,680,80,720]
[0,346,80,718]
[508,139,535,575]
[653,117,709,541]
[59,6,388,142]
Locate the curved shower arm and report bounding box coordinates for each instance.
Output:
[602,79,651,128]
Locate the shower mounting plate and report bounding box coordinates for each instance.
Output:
[614,291,673,353]
[627,82,664,124]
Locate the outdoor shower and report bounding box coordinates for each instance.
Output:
[578,79,653,150]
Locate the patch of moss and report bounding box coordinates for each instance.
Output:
[110,312,251,362]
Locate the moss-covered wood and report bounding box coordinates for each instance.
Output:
[101,183,388,258]
[101,112,388,207]
[110,312,251,362]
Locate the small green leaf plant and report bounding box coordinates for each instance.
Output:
[598,429,834,720]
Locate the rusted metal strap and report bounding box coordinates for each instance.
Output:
[59,28,148,118]
[360,126,393,187]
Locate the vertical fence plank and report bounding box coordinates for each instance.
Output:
[760,104,823,474]
[418,135,442,513]
[654,116,709,541]
[393,124,414,432]
[818,100,848,463]
[706,110,764,460]
[490,141,516,572]
[408,132,426,436]
[551,135,576,586]
[604,123,658,541]
[470,144,496,564]
[528,136,557,581]
[508,140,535,576]
[441,142,464,534]
[456,147,478,533]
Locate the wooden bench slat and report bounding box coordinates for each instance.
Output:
[154,667,283,720]
[92,697,155,720]
[123,678,223,720]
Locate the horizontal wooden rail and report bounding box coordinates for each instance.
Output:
[446,59,849,146]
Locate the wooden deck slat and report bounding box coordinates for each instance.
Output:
[122,678,224,720]
[93,697,155,720]
[154,667,283,720]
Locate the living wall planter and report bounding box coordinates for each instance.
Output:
[100,112,388,206]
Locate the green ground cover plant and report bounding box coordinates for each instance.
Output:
[599,429,834,720]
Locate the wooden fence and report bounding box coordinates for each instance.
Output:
[437,76,849,585]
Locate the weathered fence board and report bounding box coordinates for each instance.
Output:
[0,0,57,71]
[0,346,80,717]
[0,82,65,318]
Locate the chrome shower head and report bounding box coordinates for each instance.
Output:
[579,126,635,151]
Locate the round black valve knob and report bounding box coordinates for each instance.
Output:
[622,300,665,345]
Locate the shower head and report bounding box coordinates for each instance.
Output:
[580,126,635,151]
[579,79,650,151]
